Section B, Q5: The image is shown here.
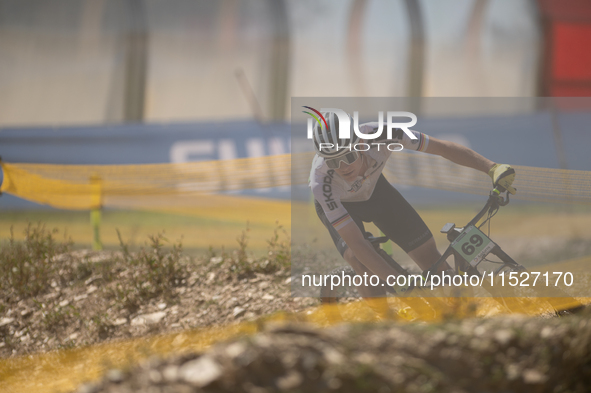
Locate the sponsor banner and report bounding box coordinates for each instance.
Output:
[0,120,291,208]
[0,120,290,164]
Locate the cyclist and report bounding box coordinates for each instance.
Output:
[309,111,516,308]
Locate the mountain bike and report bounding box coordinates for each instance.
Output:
[319,187,585,318]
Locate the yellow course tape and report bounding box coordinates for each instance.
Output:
[2,153,591,211]
[2,291,590,393]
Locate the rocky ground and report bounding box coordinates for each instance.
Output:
[2,226,591,393]
[75,312,591,393]
[3,224,590,359]
[0,245,316,358]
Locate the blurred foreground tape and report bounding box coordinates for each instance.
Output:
[1,152,591,210]
[2,295,590,393]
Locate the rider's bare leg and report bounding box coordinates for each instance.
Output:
[407,237,450,273]
[343,247,391,317]
[343,248,386,297]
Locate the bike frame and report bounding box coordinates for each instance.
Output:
[328,187,584,315]
[425,188,520,279]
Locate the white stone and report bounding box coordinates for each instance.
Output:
[0,318,14,327]
[232,307,246,318]
[523,369,548,384]
[106,369,124,383]
[74,294,88,302]
[540,326,553,338]
[276,371,303,390]
[144,311,166,324]
[180,356,222,387]
[84,276,98,285]
[162,365,179,382]
[131,311,166,326]
[325,348,345,364]
[225,342,246,358]
[474,325,487,337]
[149,370,162,383]
[494,329,514,345]
[113,318,128,326]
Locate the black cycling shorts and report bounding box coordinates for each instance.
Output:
[315,174,433,256]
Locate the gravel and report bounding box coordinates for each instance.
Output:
[75,313,591,393]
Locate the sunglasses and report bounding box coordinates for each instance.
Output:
[325,151,360,169]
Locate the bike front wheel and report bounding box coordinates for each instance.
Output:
[488,263,585,315]
[319,266,447,321]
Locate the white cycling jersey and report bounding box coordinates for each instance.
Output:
[309,122,429,231]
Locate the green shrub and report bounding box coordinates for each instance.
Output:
[43,305,79,333]
[266,223,291,269]
[0,223,73,299]
[225,222,291,277]
[112,230,188,310]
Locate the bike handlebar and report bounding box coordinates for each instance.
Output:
[492,186,510,206]
[465,187,510,228]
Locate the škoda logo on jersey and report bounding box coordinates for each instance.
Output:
[302,107,418,153]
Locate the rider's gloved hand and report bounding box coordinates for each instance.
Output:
[488,163,516,195]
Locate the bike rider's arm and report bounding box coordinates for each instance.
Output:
[422,136,516,194]
[337,221,402,281]
[423,136,495,174]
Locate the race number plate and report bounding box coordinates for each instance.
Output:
[451,225,495,267]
